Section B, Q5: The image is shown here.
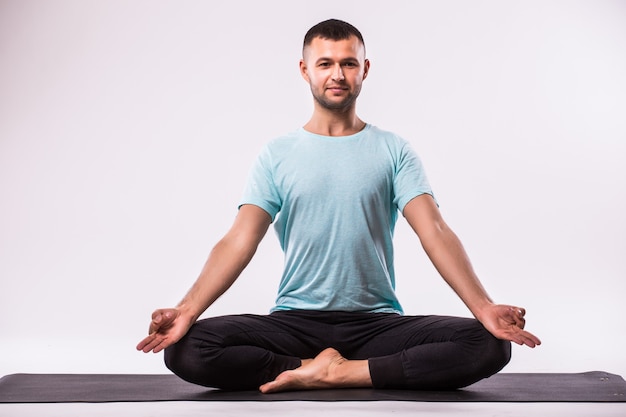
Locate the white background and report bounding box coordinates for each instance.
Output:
[1,0,625,379]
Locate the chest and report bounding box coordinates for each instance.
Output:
[274,142,395,204]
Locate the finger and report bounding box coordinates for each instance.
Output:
[521,330,541,347]
[150,310,177,330]
[500,326,525,346]
[148,310,176,334]
[136,334,156,352]
[516,308,527,329]
[160,310,175,326]
[517,333,536,347]
[152,340,168,354]
[140,334,166,353]
[507,306,525,316]
[153,309,176,321]
[147,336,171,354]
[508,306,526,329]
[148,311,163,334]
[509,328,541,348]
[136,339,148,351]
[519,337,537,348]
[151,310,163,322]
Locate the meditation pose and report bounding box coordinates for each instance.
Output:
[137,19,541,393]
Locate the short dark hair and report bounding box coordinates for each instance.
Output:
[303,19,365,52]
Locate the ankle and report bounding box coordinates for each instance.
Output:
[327,356,371,387]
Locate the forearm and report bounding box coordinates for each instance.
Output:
[175,204,271,323]
[403,196,540,347]
[420,223,493,319]
[135,238,257,354]
[136,205,270,353]
[176,235,257,322]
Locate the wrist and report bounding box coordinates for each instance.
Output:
[176,303,200,324]
[471,300,495,322]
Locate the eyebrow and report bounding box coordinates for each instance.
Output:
[315,57,360,65]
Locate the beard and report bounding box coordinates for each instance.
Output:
[311,83,362,111]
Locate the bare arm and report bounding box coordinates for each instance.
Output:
[177,204,272,320]
[137,204,272,353]
[403,194,541,347]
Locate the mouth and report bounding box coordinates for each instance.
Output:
[326,85,349,93]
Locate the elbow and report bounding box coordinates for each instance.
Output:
[419,218,450,242]
[214,231,260,263]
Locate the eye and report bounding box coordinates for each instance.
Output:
[318,62,331,67]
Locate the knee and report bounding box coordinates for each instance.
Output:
[485,334,512,372]
[447,324,511,389]
[163,333,214,387]
[472,325,511,377]
[163,338,192,380]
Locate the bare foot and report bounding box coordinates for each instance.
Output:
[259,347,372,393]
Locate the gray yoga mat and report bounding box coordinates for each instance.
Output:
[0,371,625,403]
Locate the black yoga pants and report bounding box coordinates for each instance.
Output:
[164,310,511,390]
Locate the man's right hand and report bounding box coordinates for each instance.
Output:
[136,308,193,353]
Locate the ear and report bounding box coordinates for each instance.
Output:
[299,59,310,83]
[362,59,371,80]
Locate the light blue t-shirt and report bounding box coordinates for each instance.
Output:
[240,124,434,314]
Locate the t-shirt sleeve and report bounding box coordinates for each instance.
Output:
[238,145,282,222]
[392,141,436,212]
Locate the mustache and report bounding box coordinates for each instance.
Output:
[325,84,349,89]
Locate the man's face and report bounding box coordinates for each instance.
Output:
[300,35,369,111]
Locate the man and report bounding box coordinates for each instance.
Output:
[137,19,540,393]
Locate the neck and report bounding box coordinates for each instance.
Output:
[303,105,366,137]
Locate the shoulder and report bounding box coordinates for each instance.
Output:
[267,130,300,147]
[251,130,301,167]
[365,125,415,157]
[258,129,304,158]
[366,125,410,146]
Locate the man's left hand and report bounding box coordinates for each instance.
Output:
[478,304,542,348]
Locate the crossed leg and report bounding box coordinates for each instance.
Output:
[164,311,511,392]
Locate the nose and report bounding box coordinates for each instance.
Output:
[332,64,344,81]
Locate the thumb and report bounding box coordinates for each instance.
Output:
[154,309,178,326]
[151,310,165,326]
[149,309,174,333]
